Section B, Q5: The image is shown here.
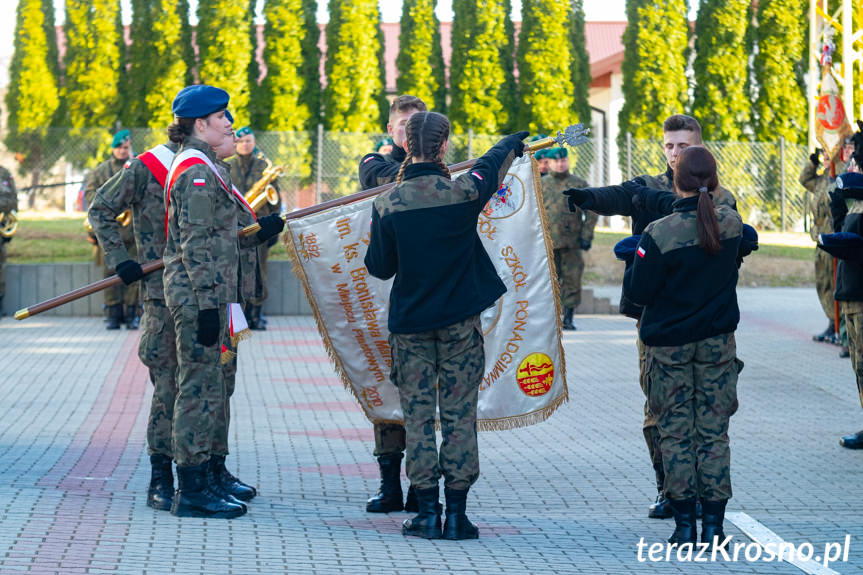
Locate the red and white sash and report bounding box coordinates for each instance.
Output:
[136,144,175,188]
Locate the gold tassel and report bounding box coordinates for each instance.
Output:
[231,327,252,348]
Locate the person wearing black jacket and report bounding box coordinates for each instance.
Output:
[625,146,750,547]
[365,110,527,540]
[356,95,429,515]
[563,115,736,521]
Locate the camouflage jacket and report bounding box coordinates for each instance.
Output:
[625,195,747,346]
[227,152,279,218]
[541,171,598,249]
[88,143,179,301]
[358,145,406,190]
[218,158,260,304]
[0,166,18,214]
[86,156,135,247]
[799,160,834,240]
[163,137,245,309]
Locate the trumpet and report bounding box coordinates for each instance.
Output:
[84,209,132,232]
[244,164,283,212]
[0,210,18,238]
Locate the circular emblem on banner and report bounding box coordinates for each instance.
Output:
[516,352,554,397]
[482,174,525,219]
[816,95,846,131]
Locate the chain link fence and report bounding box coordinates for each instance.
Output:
[1,126,809,231]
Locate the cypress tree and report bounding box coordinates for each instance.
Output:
[178,0,195,84]
[259,0,320,187]
[63,0,123,129]
[617,0,689,147]
[449,0,471,129]
[752,0,807,143]
[197,0,254,127]
[569,0,592,129]
[124,0,153,128]
[396,0,446,112]
[450,0,516,135]
[247,0,263,129]
[143,0,192,131]
[5,0,62,204]
[517,0,575,134]
[691,0,751,140]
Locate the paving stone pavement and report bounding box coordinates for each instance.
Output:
[0,287,861,574]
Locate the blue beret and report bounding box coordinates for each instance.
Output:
[547,147,568,159]
[614,235,642,262]
[837,172,863,192]
[111,129,130,148]
[225,110,234,124]
[742,224,758,245]
[818,232,863,262]
[172,85,230,119]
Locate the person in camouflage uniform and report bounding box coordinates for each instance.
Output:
[563,115,737,521]
[88,139,180,511]
[625,146,753,546]
[541,147,597,330]
[0,166,18,314]
[365,110,528,540]
[227,126,280,331]
[162,85,283,519]
[357,95,428,514]
[84,130,140,330]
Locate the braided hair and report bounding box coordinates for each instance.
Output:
[674,146,721,255]
[396,112,451,184]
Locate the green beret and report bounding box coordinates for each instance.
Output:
[529,134,548,142]
[375,137,394,152]
[534,149,548,160]
[236,126,253,138]
[546,147,568,159]
[111,129,130,148]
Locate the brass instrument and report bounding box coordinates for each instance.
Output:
[84,209,132,232]
[244,164,283,212]
[0,210,18,238]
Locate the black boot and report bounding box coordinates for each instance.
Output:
[126,305,140,330]
[667,497,697,544]
[146,454,174,511]
[442,487,479,540]
[840,430,863,449]
[208,457,252,506]
[405,484,443,514]
[171,461,247,518]
[249,305,266,331]
[561,307,576,331]
[366,454,404,513]
[254,305,266,331]
[211,454,257,502]
[402,486,443,539]
[648,465,673,519]
[700,499,728,545]
[813,321,835,342]
[106,304,123,330]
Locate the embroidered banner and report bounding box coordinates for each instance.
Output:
[284,154,568,430]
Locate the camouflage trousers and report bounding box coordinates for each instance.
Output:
[251,243,270,306]
[841,301,863,409]
[645,333,740,501]
[139,300,178,458]
[553,247,585,309]
[815,249,837,324]
[636,334,662,470]
[389,314,484,491]
[213,350,238,457]
[373,422,406,457]
[170,304,229,467]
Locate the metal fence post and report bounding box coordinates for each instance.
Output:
[779,136,786,233]
[467,129,474,160]
[316,124,323,204]
[626,132,632,180]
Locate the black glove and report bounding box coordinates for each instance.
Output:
[115,259,144,285]
[256,214,285,243]
[563,188,592,212]
[196,308,220,347]
[504,131,530,157]
[810,148,821,168]
[580,239,592,251]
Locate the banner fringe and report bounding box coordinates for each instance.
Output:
[230,327,252,348]
[283,226,378,423]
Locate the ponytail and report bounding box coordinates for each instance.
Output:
[695,186,721,255]
[167,117,196,144]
